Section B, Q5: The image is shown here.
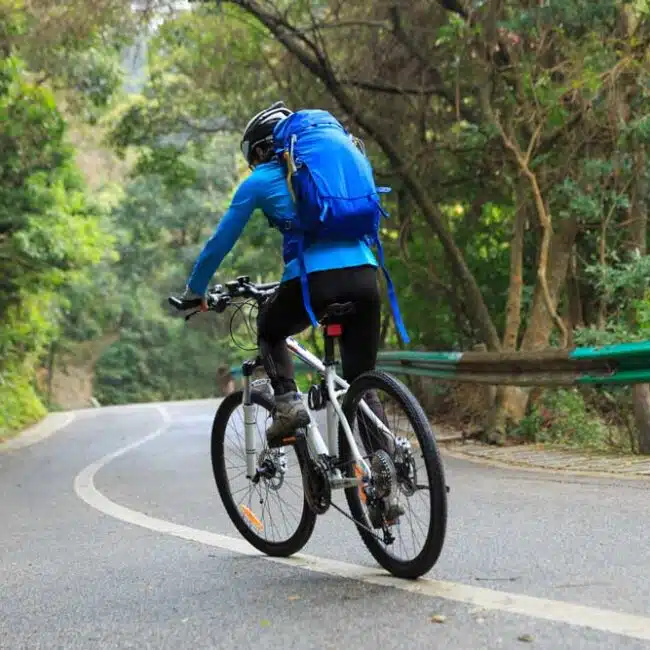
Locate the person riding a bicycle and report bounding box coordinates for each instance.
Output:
[182,102,392,445]
[173,104,453,559]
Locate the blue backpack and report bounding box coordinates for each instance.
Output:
[271,109,409,344]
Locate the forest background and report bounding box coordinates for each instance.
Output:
[2,0,650,453]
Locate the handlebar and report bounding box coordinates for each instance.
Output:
[168,295,198,310]
[168,275,280,320]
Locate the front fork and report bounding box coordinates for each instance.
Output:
[242,359,259,479]
[240,351,370,482]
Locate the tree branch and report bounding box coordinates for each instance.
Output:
[388,5,479,123]
[494,115,569,347]
[296,19,389,33]
[339,78,450,97]
[233,1,325,79]
[536,109,588,158]
[227,0,501,350]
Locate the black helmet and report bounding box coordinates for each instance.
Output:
[240,101,293,165]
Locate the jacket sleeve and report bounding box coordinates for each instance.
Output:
[186,175,259,295]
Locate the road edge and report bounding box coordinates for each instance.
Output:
[0,411,76,453]
[440,444,650,482]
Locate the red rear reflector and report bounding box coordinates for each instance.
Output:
[326,324,343,337]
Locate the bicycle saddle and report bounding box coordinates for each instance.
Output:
[320,302,356,324]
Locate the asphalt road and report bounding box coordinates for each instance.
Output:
[2,399,650,650]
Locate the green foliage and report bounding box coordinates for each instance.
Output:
[512,388,628,451]
[0,55,110,432]
[0,365,47,439]
[59,46,125,124]
[94,306,223,404]
[0,56,106,312]
[576,254,650,347]
[91,128,285,405]
[5,0,650,455]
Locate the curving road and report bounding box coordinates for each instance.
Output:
[2,399,650,649]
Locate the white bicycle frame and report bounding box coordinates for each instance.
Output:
[242,335,394,483]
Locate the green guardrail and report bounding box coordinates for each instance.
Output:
[229,340,650,387]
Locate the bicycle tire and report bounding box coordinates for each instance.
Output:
[211,390,317,557]
[339,370,448,579]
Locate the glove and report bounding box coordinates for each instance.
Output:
[181,285,208,311]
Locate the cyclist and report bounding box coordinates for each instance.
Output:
[181,102,382,446]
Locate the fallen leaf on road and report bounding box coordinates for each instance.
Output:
[430,614,447,624]
[288,595,301,601]
[260,619,271,628]
[517,634,534,643]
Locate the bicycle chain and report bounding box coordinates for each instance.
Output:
[328,500,389,545]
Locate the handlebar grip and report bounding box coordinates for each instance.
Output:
[257,282,280,291]
[168,296,202,310]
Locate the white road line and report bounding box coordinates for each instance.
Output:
[74,405,650,642]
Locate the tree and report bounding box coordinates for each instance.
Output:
[153,0,650,446]
[0,55,108,432]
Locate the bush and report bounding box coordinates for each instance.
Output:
[94,313,231,405]
[0,367,47,439]
[511,387,629,451]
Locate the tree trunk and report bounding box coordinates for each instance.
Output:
[216,365,236,396]
[492,215,580,437]
[502,187,527,351]
[565,248,584,342]
[520,216,579,351]
[229,0,502,351]
[487,190,527,442]
[633,386,650,454]
[627,150,650,453]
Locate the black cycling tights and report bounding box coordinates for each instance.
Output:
[257,265,380,396]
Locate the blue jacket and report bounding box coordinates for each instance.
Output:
[186,160,378,296]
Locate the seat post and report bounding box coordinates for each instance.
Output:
[320,302,354,366]
[323,323,342,366]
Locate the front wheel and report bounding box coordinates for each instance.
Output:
[211,390,317,557]
[339,370,448,579]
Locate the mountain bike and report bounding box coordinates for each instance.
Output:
[169,276,448,579]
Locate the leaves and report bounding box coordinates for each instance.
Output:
[3,0,650,448]
[0,54,113,431]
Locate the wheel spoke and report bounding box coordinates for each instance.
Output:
[214,393,315,553]
[339,371,447,578]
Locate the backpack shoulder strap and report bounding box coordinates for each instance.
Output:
[372,234,410,345]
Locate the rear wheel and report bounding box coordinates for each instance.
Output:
[211,390,317,557]
[339,370,448,579]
